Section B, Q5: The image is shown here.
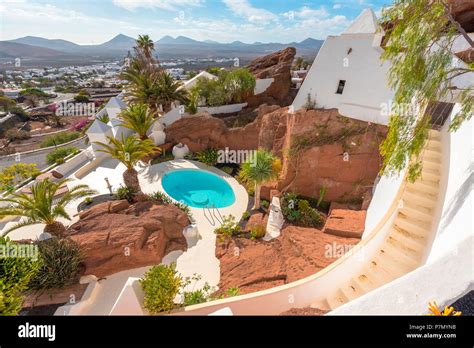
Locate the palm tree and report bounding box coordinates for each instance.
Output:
[135,34,155,60]
[239,150,282,210]
[121,56,164,116]
[94,134,159,194]
[156,72,189,112]
[0,179,96,238]
[118,103,155,140]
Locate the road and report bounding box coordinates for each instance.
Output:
[0,137,89,171]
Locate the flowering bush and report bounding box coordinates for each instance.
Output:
[70,119,89,132]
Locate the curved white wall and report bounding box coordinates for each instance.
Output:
[427,106,473,263]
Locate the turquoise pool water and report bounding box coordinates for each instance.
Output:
[162,169,236,208]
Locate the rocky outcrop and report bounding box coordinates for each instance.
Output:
[246,47,296,107]
[68,200,190,277]
[450,0,474,32]
[165,106,386,203]
[215,225,360,295]
[455,47,474,64]
[164,105,277,153]
[259,107,387,202]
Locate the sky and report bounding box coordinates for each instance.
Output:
[0,0,392,44]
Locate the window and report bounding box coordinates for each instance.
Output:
[336,80,346,94]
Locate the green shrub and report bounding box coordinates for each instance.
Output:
[241,211,250,220]
[40,131,80,148]
[182,281,214,306]
[190,68,256,107]
[281,192,300,222]
[281,193,323,227]
[0,163,40,192]
[29,238,82,290]
[114,185,135,202]
[5,129,30,141]
[297,199,322,227]
[220,166,234,175]
[0,237,41,315]
[148,191,172,204]
[225,287,240,297]
[140,264,182,314]
[250,224,266,240]
[46,146,79,165]
[261,199,270,209]
[196,148,219,166]
[214,215,241,240]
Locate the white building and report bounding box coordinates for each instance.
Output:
[292,8,394,125]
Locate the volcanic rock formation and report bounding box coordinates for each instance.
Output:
[246,47,296,107]
[68,200,190,277]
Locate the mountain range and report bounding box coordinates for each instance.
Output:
[1,34,323,61]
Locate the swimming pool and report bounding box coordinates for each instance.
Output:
[162,169,236,208]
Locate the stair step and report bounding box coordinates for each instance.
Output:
[407,180,439,195]
[380,240,422,266]
[353,274,379,293]
[386,235,424,260]
[420,167,440,182]
[426,138,442,151]
[395,215,431,236]
[423,148,442,161]
[326,288,350,310]
[310,298,331,311]
[377,247,418,272]
[392,225,427,245]
[340,279,365,301]
[400,204,433,223]
[373,252,416,277]
[403,190,438,208]
[402,200,434,217]
[398,211,432,229]
[428,129,441,141]
[367,257,401,281]
[359,265,393,288]
[421,157,441,171]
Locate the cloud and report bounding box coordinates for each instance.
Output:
[282,6,329,20]
[112,0,204,12]
[333,4,342,9]
[222,0,277,23]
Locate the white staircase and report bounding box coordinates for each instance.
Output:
[312,129,442,311]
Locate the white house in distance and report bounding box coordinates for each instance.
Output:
[292,8,394,125]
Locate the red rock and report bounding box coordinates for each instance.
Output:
[216,225,359,295]
[166,104,385,204]
[244,213,268,232]
[450,0,474,32]
[246,48,296,107]
[323,209,367,239]
[455,48,474,64]
[68,201,189,277]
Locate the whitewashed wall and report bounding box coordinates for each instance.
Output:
[426,106,473,263]
[254,78,274,95]
[197,103,247,115]
[292,34,394,125]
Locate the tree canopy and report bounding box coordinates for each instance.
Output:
[379,0,473,180]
